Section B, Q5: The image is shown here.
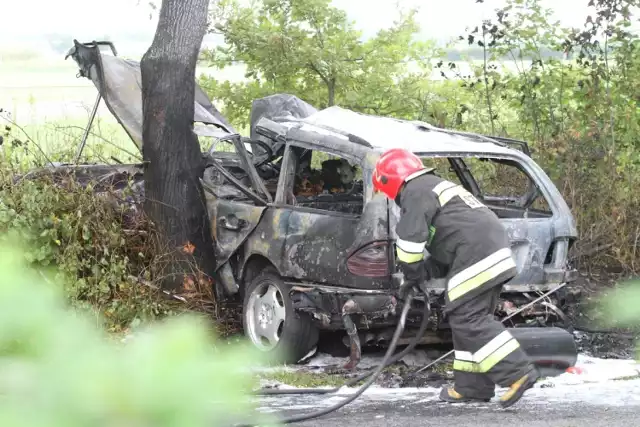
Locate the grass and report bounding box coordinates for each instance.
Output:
[1,56,140,167]
[2,115,141,167]
[0,55,239,166]
[431,361,453,374]
[1,104,241,173]
[611,371,640,382]
[255,360,455,389]
[257,370,351,388]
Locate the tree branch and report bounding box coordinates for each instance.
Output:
[308,61,330,85]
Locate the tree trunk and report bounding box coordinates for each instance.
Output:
[327,78,336,107]
[140,0,217,292]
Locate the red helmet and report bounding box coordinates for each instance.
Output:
[372,148,426,200]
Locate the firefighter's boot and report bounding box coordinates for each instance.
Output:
[499,368,540,408]
[439,386,491,403]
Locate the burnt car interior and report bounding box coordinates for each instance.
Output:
[202,136,366,216]
[289,147,364,215]
[201,134,283,205]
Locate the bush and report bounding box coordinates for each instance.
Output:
[1,108,239,337]
[0,170,186,332]
[0,240,266,426]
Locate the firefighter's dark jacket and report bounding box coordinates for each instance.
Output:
[395,170,517,312]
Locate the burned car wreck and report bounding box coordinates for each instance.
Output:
[32,40,578,366]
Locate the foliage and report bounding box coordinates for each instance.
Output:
[1,96,225,333]
[204,0,640,274]
[0,150,232,334]
[0,240,265,426]
[600,281,640,328]
[0,108,184,332]
[0,108,239,335]
[259,369,354,388]
[444,0,640,272]
[201,0,441,124]
[0,170,180,332]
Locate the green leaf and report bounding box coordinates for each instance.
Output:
[0,238,269,426]
[600,282,640,327]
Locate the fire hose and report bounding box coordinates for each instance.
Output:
[240,282,572,426]
[256,290,432,396]
[236,288,424,426]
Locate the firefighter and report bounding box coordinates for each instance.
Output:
[372,147,540,408]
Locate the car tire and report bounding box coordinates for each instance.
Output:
[243,267,319,364]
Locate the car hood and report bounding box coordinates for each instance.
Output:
[65,40,238,150]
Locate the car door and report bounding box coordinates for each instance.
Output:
[273,143,391,290]
[202,137,272,267]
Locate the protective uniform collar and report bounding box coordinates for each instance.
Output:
[405,168,435,183]
[395,167,435,206]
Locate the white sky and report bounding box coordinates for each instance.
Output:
[0,0,596,56]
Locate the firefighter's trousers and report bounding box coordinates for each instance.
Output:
[448,285,533,399]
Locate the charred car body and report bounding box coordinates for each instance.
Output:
[31,41,578,364]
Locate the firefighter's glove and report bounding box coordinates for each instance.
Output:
[397,260,426,300]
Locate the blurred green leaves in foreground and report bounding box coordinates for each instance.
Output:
[0,239,268,426]
[600,280,640,358]
[601,282,640,325]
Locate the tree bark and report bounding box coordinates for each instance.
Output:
[328,78,336,107]
[140,0,217,291]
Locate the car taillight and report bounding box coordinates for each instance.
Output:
[347,241,390,277]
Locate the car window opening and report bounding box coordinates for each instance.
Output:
[421,156,552,219]
[202,157,279,205]
[290,148,364,215]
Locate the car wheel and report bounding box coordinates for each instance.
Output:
[243,267,319,363]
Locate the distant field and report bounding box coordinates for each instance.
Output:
[0,55,246,163]
[1,56,136,163]
[1,53,535,164]
[2,53,532,123]
[1,55,247,123]
[1,57,99,123]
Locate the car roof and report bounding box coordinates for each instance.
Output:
[297,106,519,157]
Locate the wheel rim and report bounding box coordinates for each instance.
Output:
[246,281,286,351]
